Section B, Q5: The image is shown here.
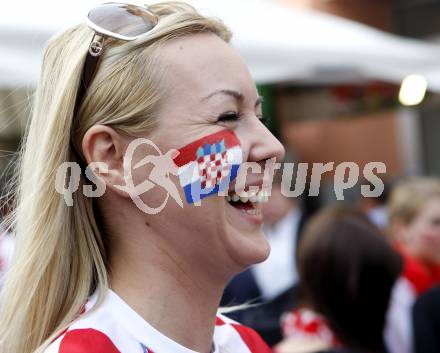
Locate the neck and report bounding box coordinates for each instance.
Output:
[108,221,224,353]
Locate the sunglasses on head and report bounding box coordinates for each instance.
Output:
[74,2,158,116]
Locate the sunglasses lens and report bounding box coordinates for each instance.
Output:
[88,3,158,39]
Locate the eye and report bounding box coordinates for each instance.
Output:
[217,111,241,123]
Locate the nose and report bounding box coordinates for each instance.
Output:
[246,121,285,164]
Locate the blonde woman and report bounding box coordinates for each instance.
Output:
[0,2,284,353]
[389,177,440,286]
[385,177,440,353]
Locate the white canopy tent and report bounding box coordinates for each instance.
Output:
[1,0,440,90]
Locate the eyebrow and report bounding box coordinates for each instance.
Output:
[202,89,263,107]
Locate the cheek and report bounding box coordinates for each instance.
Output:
[173,129,242,205]
[408,221,440,252]
[420,225,440,244]
[165,198,231,264]
[164,190,226,232]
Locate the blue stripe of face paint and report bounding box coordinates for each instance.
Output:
[183,164,240,204]
[203,143,211,155]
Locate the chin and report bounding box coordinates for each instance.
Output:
[223,194,271,269]
[224,230,271,272]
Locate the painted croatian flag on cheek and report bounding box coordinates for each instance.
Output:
[173,130,242,204]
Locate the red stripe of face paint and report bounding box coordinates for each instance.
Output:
[173,129,240,167]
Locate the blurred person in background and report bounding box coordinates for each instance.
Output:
[388,177,440,292]
[221,167,306,346]
[0,2,285,353]
[385,177,440,353]
[412,284,440,353]
[275,205,402,353]
[358,179,390,230]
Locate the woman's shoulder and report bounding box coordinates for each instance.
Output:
[45,313,269,353]
[42,306,144,353]
[214,314,272,353]
[44,297,271,353]
[44,327,127,353]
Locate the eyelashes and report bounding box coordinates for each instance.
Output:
[217,111,240,123]
[216,111,269,126]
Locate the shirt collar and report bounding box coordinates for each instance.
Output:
[89,289,205,353]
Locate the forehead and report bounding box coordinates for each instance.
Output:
[154,33,258,102]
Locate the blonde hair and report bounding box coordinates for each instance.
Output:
[0,3,231,353]
[388,177,440,227]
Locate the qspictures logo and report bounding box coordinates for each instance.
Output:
[55,137,386,215]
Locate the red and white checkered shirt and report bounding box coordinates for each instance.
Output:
[44,289,271,353]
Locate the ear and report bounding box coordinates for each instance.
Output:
[82,125,129,198]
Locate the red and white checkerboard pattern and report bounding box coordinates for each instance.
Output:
[45,289,271,353]
[197,151,231,189]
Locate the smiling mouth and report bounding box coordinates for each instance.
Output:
[225,190,269,216]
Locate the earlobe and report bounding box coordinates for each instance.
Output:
[81,125,128,197]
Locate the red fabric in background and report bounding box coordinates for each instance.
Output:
[396,243,440,295]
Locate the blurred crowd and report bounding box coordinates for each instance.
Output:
[1,166,440,353]
[221,174,440,353]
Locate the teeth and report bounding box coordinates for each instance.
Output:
[249,194,258,203]
[226,190,270,204]
[245,208,261,216]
